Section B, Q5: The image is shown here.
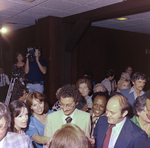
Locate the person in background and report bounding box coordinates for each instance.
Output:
[101,69,115,95]
[76,78,92,112]
[12,52,26,86]
[120,72,131,81]
[125,66,133,76]
[120,72,147,107]
[0,67,9,102]
[11,84,28,102]
[25,47,47,93]
[93,83,106,93]
[90,92,108,137]
[9,100,29,134]
[131,94,150,137]
[26,91,53,148]
[49,124,92,148]
[44,84,91,148]
[0,102,33,148]
[51,87,62,112]
[83,70,95,95]
[117,78,131,92]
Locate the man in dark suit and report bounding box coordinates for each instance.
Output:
[120,72,146,107]
[89,93,146,148]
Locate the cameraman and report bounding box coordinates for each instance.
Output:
[25,48,47,93]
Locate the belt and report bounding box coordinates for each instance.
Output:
[26,81,41,84]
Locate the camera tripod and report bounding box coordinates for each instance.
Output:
[5,76,25,106]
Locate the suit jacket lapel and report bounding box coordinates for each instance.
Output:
[97,119,109,147]
[115,118,133,148]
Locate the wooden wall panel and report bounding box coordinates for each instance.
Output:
[35,16,62,106]
[72,26,150,91]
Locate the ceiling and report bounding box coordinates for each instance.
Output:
[1,0,150,35]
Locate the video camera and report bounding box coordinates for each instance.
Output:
[27,47,39,62]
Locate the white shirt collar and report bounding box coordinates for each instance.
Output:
[108,117,127,148]
[129,86,145,100]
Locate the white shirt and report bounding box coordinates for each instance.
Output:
[108,117,127,148]
[0,136,4,148]
[62,108,76,125]
[0,73,9,87]
[129,86,145,100]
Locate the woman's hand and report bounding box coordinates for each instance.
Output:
[81,103,89,112]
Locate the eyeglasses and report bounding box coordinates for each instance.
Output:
[59,102,75,109]
[0,122,7,130]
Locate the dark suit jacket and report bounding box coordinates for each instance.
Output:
[120,88,145,107]
[93,116,146,148]
[139,137,150,148]
[120,88,135,107]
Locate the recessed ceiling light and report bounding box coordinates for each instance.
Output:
[116,17,128,21]
[24,0,35,2]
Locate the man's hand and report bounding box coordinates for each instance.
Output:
[35,53,40,63]
[26,53,30,58]
[81,103,89,112]
[89,136,95,147]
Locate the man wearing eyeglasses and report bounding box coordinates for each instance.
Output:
[44,84,91,148]
[0,102,33,148]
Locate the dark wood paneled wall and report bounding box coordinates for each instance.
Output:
[71,26,150,90]
[35,16,62,106]
[3,17,150,106]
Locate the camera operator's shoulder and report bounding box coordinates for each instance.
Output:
[40,58,47,66]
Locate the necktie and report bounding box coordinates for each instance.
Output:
[93,116,98,127]
[102,124,115,148]
[65,116,72,123]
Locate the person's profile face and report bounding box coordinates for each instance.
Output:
[137,107,150,123]
[146,99,150,120]
[0,117,7,141]
[59,97,77,116]
[126,67,133,75]
[92,96,107,117]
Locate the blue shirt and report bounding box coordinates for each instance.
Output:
[27,58,47,81]
[26,110,53,148]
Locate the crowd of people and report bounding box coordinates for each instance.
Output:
[1,49,150,148]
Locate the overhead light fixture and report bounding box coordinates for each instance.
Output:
[24,0,35,2]
[0,27,8,34]
[116,17,128,21]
